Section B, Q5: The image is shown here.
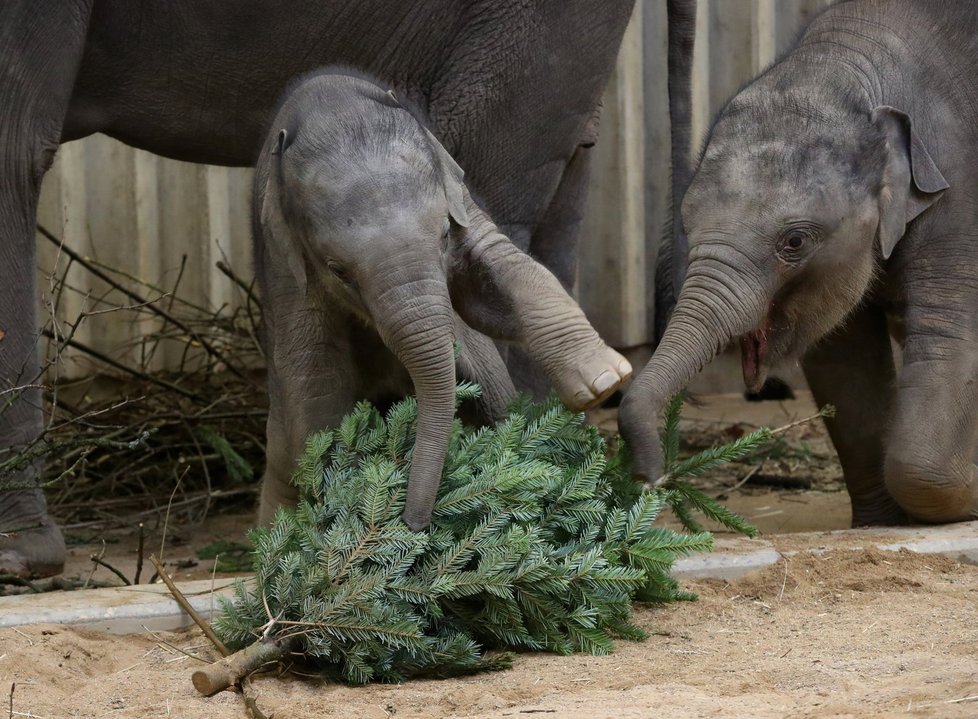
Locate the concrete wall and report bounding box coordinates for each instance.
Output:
[35,0,834,377]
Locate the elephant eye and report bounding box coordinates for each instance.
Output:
[327,260,351,284]
[777,225,818,262]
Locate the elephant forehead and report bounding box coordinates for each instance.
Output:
[301,158,444,221]
[689,140,862,218]
[704,137,854,181]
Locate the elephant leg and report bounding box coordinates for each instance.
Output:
[883,323,978,523]
[526,142,594,293]
[453,192,631,412]
[502,141,596,400]
[0,0,93,577]
[801,303,906,526]
[258,291,358,525]
[453,315,516,424]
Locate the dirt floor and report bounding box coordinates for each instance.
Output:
[3,543,976,719]
[4,392,977,718]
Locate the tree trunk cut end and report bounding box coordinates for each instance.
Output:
[191,636,299,696]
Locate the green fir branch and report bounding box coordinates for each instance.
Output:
[214,387,824,684]
[653,394,834,536]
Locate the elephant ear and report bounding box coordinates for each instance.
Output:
[261,129,308,295]
[424,128,470,228]
[872,106,949,260]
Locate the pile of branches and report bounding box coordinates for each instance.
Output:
[0,226,269,530]
[197,386,756,693]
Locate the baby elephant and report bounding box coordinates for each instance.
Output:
[254,69,631,530]
[621,0,978,526]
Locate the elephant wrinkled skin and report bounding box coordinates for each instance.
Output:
[255,72,633,529]
[0,1,697,575]
[621,0,978,527]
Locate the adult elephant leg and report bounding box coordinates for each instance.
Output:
[801,303,906,526]
[259,291,357,525]
[654,0,697,345]
[527,142,595,292]
[884,321,978,523]
[0,0,93,578]
[453,315,517,424]
[452,190,631,412]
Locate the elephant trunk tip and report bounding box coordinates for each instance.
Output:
[401,506,432,532]
[617,392,664,485]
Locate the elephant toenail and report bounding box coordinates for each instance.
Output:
[617,358,633,378]
[593,370,617,395]
[569,390,596,410]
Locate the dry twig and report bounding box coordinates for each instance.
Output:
[149,554,229,657]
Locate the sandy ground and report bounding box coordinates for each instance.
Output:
[4,392,976,718]
[2,543,976,719]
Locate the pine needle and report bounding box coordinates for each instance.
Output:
[212,388,725,684]
[653,395,835,537]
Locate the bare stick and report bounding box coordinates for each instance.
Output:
[135,523,145,585]
[41,328,200,401]
[241,675,271,719]
[768,407,835,437]
[216,261,261,309]
[717,462,764,498]
[159,467,188,563]
[37,224,244,377]
[142,625,213,664]
[90,555,131,586]
[149,554,229,658]
[82,540,107,590]
[191,635,300,697]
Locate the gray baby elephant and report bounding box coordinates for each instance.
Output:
[255,70,631,530]
[621,0,978,526]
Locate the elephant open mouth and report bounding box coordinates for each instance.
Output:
[740,324,769,393]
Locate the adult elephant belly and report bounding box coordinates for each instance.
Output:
[63,0,634,248]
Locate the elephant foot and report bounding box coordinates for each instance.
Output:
[850,494,909,528]
[0,486,66,578]
[0,515,66,578]
[553,345,633,411]
[257,470,300,526]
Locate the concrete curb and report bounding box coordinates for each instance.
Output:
[1,521,975,634]
[0,578,243,635]
[671,548,782,580]
[671,520,978,580]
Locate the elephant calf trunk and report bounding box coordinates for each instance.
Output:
[368,273,458,530]
[621,262,765,483]
[400,338,457,530]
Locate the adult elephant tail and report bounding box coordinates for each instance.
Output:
[654,0,696,346]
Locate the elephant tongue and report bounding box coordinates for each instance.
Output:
[740,327,769,393]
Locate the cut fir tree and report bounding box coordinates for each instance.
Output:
[194,385,777,695]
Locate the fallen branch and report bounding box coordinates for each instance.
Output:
[37,224,245,378]
[149,554,229,658]
[89,555,131,586]
[0,575,118,594]
[41,328,200,401]
[191,635,300,697]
